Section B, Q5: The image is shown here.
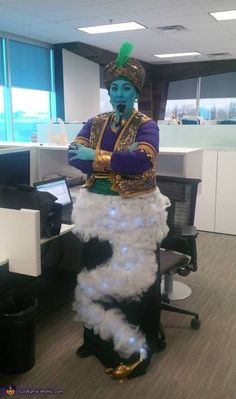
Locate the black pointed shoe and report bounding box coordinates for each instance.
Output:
[76,343,93,358]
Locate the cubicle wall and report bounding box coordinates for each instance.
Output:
[159,124,236,149]
[194,148,236,235]
[159,124,236,235]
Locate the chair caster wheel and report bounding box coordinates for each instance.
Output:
[161,293,170,304]
[156,338,167,352]
[191,318,201,330]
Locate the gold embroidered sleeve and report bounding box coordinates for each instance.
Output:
[92,149,112,172]
[137,142,157,165]
[74,136,89,146]
[140,114,151,124]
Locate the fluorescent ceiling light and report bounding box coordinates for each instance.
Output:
[154,51,201,58]
[210,9,236,21]
[78,22,146,34]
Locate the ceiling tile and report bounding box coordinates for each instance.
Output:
[0,0,236,64]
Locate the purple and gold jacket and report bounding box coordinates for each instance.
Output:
[68,110,159,197]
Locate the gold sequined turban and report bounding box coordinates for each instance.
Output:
[104,42,145,93]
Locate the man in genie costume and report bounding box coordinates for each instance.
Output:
[68,42,169,380]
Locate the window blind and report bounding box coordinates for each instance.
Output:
[167,78,198,100]
[9,40,52,91]
[0,39,4,86]
[200,72,236,98]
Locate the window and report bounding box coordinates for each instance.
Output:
[200,73,236,99]
[9,40,55,142]
[199,73,236,121]
[0,37,56,142]
[11,88,51,142]
[199,98,236,120]
[167,78,198,100]
[100,88,113,113]
[165,73,236,121]
[165,99,197,120]
[0,38,6,140]
[9,40,52,91]
[0,86,6,140]
[165,78,198,120]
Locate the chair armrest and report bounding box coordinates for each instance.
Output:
[162,226,198,273]
[181,225,198,237]
[167,225,197,239]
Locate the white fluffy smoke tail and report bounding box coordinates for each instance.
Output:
[73,188,170,359]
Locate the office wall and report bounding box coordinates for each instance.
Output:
[62,49,100,122]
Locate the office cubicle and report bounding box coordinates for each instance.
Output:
[0,147,31,185]
[159,124,236,235]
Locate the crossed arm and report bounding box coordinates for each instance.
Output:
[68,119,159,175]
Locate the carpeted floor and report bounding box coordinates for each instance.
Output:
[0,231,236,399]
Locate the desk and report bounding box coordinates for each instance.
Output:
[158,147,202,179]
[0,207,75,276]
[0,143,203,182]
[41,223,75,245]
[0,142,83,184]
[0,256,8,267]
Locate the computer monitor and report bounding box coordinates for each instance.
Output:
[0,149,30,186]
[34,177,72,206]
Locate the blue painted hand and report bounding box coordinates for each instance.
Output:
[69,144,96,161]
[128,142,139,152]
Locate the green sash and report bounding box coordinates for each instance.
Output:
[88,179,119,196]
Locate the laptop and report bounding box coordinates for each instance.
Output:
[34,177,73,224]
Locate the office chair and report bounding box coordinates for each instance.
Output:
[181,119,199,125]
[157,175,201,330]
[218,120,236,125]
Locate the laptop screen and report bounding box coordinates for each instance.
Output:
[34,178,72,206]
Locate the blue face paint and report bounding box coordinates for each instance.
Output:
[109,78,138,120]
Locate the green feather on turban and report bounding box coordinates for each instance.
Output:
[115,42,134,67]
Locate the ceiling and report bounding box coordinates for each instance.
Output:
[1,0,236,65]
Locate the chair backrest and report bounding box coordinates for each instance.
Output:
[157,175,200,227]
[156,175,201,270]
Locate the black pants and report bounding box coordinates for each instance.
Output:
[80,238,162,369]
